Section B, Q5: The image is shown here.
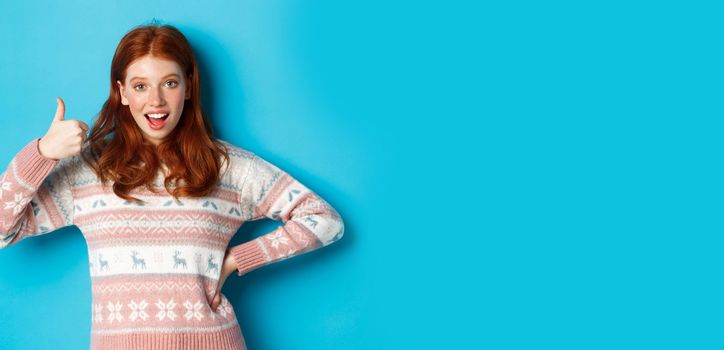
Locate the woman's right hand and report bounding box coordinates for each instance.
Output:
[38,97,90,161]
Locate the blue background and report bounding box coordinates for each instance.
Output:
[0,0,721,349]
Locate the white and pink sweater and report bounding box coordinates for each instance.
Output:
[0,137,344,350]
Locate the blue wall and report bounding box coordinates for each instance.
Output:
[1,0,722,349]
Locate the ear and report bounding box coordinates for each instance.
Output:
[116,80,129,105]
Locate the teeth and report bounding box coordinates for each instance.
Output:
[146,113,168,119]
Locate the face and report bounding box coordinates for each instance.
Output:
[117,55,191,146]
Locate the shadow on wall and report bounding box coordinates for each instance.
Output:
[182,25,257,147]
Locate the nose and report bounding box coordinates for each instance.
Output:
[149,85,165,106]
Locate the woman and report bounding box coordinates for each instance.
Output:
[0,22,344,349]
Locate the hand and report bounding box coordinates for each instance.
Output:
[38,97,90,161]
[210,250,237,311]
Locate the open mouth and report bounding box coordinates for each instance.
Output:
[145,113,169,120]
[144,113,169,129]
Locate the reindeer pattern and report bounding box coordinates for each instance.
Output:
[131,251,146,269]
[173,250,188,269]
[89,248,225,278]
[98,254,109,271]
[206,254,219,274]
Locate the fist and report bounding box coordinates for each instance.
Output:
[38,97,90,161]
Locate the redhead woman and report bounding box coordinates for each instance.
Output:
[0,22,344,350]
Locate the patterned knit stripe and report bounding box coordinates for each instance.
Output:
[1,167,42,241]
[85,233,232,251]
[287,191,344,246]
[74,191,244,220]
[91,274,219,296]
[77,209,246,250]
[88,245,225,280]
[33,181,68,231]
[252,173,297,219]
[75,207,244,229]
[279,190,315,221]
[0,138,72,248]
[264,221,324,260]
[218,139,255,160]
[90,295,237,330]
[90,275,235,330]
[73,184,240,202]
[78,205,245,251]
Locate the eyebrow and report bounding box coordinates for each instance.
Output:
[129,73,180,81]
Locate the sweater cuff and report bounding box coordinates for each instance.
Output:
[13,138,59,188]
[228,239,269,277]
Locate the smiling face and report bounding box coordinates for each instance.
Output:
[117,55,191,146]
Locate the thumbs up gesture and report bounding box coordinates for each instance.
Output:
[38,97,90,161]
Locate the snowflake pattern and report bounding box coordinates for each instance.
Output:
[217,297,233,318]
[155,299,177,321]
[281,248,295,260]
[93,304,104,323]
[184,300,205,321]
[89,297,233,325]
[107,301,123,323]
[128,299,149,321]
[0,175,10,198]
[4,193,30,215]
[266,231,289,248]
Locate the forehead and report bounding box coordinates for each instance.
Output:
[126,55,183,81]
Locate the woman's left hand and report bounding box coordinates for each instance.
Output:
[211,250,237,311]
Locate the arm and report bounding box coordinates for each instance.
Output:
[0,138,75,248]
[228,154,345,277]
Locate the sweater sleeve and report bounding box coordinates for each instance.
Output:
[228,153,344,277]
[0,138,76,249]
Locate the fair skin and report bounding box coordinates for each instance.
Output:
[116,54,189,146]
[38,97,90,161]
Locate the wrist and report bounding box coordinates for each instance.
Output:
[37,138,55,160]
[224,250,237,273]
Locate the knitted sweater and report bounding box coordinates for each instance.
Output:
[0,137,344,350]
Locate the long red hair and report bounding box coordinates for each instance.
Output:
[81,22,230,203]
